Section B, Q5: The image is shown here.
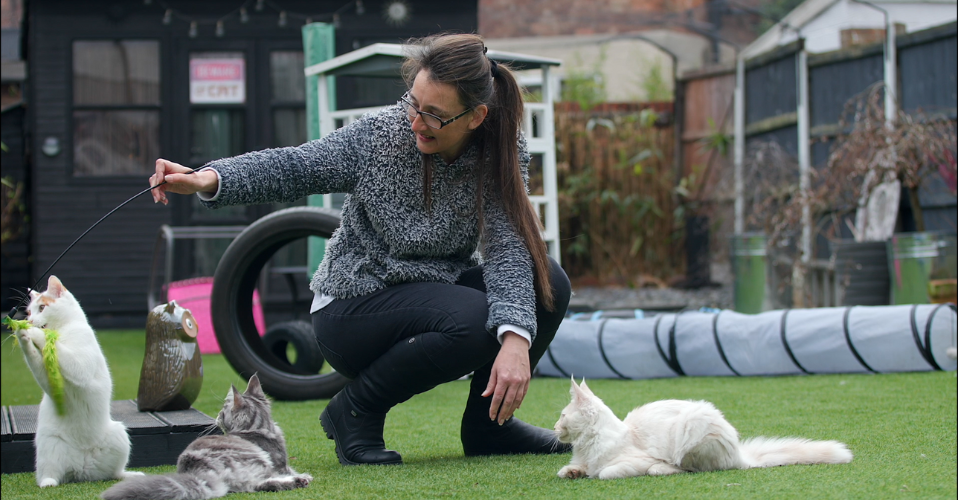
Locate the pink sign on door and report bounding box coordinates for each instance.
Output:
[190,58,245,104]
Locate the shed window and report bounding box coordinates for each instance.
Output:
[72,40,160,177]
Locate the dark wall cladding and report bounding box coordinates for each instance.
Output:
[745,22,957,135]
[745,53,797,126]
[747,124,799,158]
[918,164,958,209]
[897,23,957,233]
[900,190,958,233]
[899,29,958,114]
[918,207,958,233]
[26,0,479,326]
[809,52,883,128]
[811,137,833,167]
[1,106,30,314]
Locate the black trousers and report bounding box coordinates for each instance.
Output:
[311,258,571,388]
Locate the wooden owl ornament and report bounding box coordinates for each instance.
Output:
[137,300,203,412]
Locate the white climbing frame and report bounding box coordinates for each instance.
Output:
[305,43,563,263]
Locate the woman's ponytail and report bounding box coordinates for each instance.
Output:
[486,61,555,311]
[403,33,555,311]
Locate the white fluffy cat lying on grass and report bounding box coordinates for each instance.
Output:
[554,378,852,480]
[12,276,141,487]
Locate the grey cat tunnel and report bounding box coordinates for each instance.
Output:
[537,304,958,379]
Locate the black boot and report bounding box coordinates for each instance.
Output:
[460,368,571,456]
[320,389,402,465]
[320,333,453,465]
[457,256,572,456]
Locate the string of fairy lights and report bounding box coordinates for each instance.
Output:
[140,0,414,38]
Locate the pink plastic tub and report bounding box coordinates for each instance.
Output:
[166,277,265,354]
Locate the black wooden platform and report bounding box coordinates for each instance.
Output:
[1,400,216,474]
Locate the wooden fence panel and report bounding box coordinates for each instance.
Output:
[554,103,679,285]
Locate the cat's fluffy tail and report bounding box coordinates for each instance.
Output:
[101,472,227,500]
[740,437,853,468]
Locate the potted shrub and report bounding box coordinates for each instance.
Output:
[824,84,956,305]
[747,83,956,307]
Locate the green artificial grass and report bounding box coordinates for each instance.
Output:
[2,330,956,500]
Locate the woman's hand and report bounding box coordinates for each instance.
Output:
[151,158,219,205]
[482,331,531,425]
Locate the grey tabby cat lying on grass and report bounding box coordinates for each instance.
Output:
[554,378,852,480]
[101,374,312,499]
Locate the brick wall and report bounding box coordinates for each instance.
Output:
[840,23,906,48]
[2,0,22,29]
[479,0,763,47]
[479,0,708,38]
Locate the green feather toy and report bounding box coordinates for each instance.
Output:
[3,316,67,415]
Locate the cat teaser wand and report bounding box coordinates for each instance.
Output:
[5,166,207,319]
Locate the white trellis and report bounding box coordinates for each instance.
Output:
[304,43,563,262]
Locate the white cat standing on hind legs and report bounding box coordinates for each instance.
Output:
[554,378,853,480]
[16,275,142,487]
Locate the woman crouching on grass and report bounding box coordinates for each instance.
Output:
[150,32,571,465]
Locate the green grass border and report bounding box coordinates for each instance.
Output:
[2,330,956,499]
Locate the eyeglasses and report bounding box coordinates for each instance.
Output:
[399,93,473,130]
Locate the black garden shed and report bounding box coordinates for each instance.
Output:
[19,0,477,327]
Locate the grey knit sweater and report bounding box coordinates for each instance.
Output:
[201,104,540,338]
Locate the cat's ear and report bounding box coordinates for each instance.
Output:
[230,384,245,409]
[29,289,39,299]
[46,276,66,298]
[226,384,243,410]
[580,379,593,395]
[571,377,591,403]
[245,373,264,398]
